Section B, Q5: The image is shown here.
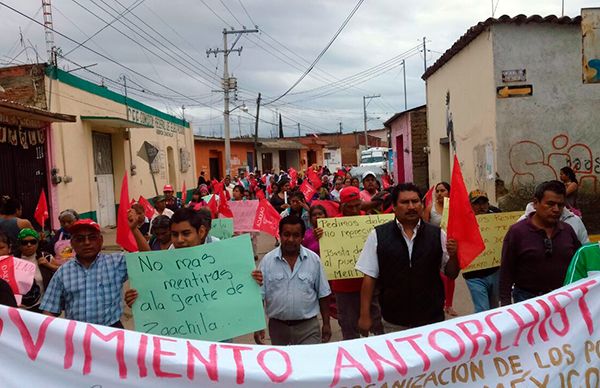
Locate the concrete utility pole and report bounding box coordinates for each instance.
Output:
[207,27,258,177]
[42,0,56,65]
[402,59,407,110]
[363,94,380,148]
[297,123,301,137]
[422,36,427,72]
[339,122,343,134]
[253,93,261,171]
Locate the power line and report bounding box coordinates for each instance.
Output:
[0,2,222,113]
[237,0,257,27]
[218,0,244,26]
[200,0,233,27]
[264,0,366,105]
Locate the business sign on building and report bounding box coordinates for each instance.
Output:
[582,8,600,83]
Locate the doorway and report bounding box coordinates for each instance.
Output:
[92,132,116,226]
[209,158,221,180]
[262,152,273,172]
[440,138,451,183]
[307,150,317,166]
[167,146,177,187]
[396,135,405,183]
[278,150,287,171]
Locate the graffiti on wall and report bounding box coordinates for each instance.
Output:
[508,133,599,192]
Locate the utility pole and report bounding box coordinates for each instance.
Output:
[253,92,261,171]
[422,36,427,72]
[207,27,258,177]
[297,123,301,137]
[42,0,56,65]
[363,95,380,148]
[339,122,343,134]
[402,59,407,110]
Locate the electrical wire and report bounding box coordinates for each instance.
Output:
[264,0,366,105]
[237,0,257,27]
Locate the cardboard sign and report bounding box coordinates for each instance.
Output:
[228,200,259,232]
[125,235,265,341]
[463,211,522,273]
[209,218,234,240]
[318,214,394,280]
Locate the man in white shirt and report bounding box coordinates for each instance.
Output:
[356,183,459,334]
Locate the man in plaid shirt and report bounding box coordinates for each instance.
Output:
[40,219,135,328]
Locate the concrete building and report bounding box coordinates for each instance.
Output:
[256,139,305,172]
[0,64,196,228]
[384,105,429,188]
[422,14,600,230]
[194,136,256,180]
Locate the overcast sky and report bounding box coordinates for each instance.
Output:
[0,0,596,137]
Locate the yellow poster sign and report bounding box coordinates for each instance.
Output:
[464,211,522,273]
[318,214,394,280]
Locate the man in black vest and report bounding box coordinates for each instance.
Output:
[356,183,459,334]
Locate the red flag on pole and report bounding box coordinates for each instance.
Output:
[447,156,485,269]
[253,199,281,238]
[116,173,138,252]
[218,193,234,218]
[311,200,340,217]
[307,168,322,190]
[207,195,219,218]
[138,196,156,219]
[288,167,298,188]
[181,181,187,204]
[299,179,316,202]
[34,189,48,228]
[424,185,434,208]
[382,174,391,189]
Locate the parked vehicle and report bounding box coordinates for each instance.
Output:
[359,147,390,170]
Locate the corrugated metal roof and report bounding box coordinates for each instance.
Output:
[422,14,581,80]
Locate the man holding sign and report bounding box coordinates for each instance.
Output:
[252,215,331,345]
[356,183,459,334]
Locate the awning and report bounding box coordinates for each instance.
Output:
[0,99,76,128]
[257,139,307,150]
[81,116,154,129]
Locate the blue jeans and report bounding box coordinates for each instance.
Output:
[465,271,499,313]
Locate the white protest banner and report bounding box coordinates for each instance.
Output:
[0,255,36,304]
[2,277,599,387]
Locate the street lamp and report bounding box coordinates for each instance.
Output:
[224,102,248,177]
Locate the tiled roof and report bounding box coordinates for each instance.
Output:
[422,14,581,80]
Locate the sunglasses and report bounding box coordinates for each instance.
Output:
[543,237,553,257]
[72,233,101,243]
[20,239,38,246]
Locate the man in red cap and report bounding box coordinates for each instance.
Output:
[163,184,182,212]
[332,186,384,340]
[40,218,138,327]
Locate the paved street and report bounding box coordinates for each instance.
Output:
[104,227,474,344]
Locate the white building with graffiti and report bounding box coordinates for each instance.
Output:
[0,64,196,228]
[423,12,600,230]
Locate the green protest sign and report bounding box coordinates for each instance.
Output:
[210,218,234,240]
[125,234,265,341]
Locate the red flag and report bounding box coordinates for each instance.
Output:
[213,181,224,196]
[299,179,316,202]
[138,196,155,219]
[307,169,322,190]
[253,199,281,238]
[256,190,265,200]
[181,181,187,204]
[34,189,48,228]
[424,186,434,208]
[206,194,219,218]
[116,173,138,252]
[311,200,340,217]
[218,193,234,218]
[382,175,391,189]
[261,175,267,184]
[447,156,485,269]
[288,167,298,188]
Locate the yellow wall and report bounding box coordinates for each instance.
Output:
[426,30,497,201]
[45,76,196,225]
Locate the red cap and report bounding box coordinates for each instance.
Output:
[340,186,361,204]
[163,184,174,192]
[69,219,101,234]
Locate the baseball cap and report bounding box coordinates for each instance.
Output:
[163,184,174,192]
[469,190,489,203]
[362,171,376,181]
[340,186,361,204]
[69,219,101,234]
